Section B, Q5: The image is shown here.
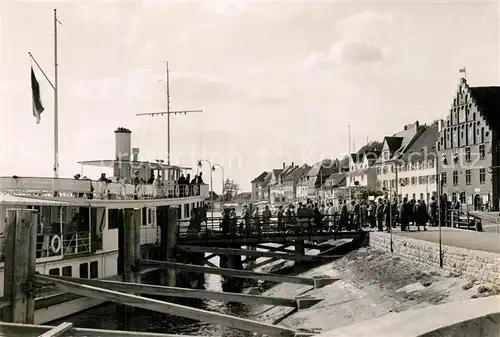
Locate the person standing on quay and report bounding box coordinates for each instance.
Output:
[376,198,384,231]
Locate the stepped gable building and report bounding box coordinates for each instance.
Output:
[398,123,440,202]
[437,77,500,211]
[374,121,425,193]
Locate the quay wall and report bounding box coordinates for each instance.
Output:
[368,232,500,285]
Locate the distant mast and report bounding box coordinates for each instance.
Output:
[53,9,60,178]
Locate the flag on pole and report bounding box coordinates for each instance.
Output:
[459,67,466,73]
[31,66,44,123]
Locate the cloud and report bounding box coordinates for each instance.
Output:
[336,10,393,42]
[301,11,393,72]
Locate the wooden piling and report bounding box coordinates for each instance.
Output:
[165,207,178,287]
[133,209,142,283]
[3,209,37,324]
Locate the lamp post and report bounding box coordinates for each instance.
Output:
[436,156,443,268]
[197,159,213,221]
[382,186,394,253]
[212,164,224,210]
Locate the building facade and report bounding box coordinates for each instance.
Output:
[250,172,268,202]
[296,159,336,201]
[398,123,440,202]
[437,78,500,211]
[281,164,310,204]
[347,152,379,190]
[375,121,424,194]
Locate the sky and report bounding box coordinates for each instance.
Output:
[0,0,499,192]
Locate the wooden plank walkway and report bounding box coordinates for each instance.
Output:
[394,227,500,254]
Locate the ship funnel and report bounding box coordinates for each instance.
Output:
[114,127,132,180]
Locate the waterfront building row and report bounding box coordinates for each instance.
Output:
[250,78,500,211]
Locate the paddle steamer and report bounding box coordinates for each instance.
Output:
[0,127,208,323]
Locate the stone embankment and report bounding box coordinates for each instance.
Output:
[250,232,500,335]
[369,231,500,285]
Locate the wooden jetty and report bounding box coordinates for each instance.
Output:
[39,275,322,309]
[143,260,339,288]
[3,208,345,337]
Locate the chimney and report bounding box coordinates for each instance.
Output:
[415,121,419,128]
[114,127,132,180]
[292,161,294,167]
[283,162,285,169]
[438,119,444,132]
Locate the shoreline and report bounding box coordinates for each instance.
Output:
[251,245,500,335]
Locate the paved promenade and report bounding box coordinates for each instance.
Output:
[395,227,500,254]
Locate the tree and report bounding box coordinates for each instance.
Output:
[223,178,240,202]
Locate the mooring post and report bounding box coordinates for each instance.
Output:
[295,240,305,256]
[123,209,135,284]
[3,209,37,324]
[133,208,142,284]
[165,207,178,287]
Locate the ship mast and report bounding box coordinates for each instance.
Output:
[137,62,202,166]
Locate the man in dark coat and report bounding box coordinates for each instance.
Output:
[399,197,411,231]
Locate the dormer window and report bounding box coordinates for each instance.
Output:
[383,151,389,160]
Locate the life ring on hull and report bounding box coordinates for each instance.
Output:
[174,185,180,197]
[51,235,61,254]
[192,185,199,195]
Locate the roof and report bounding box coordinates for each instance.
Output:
[78,160,191,171]
[384,137,404,152]
[470,86,500,129]
[400,125,439,163]
[260,172,273,188]
[251,171,268,183]
[280,165,296,179]
[324,173,347,188]
[283,164,311,182]
[299,159,335,187]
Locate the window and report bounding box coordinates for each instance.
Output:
[376,167,381,175]
[62,266,72,277]
[383,166,388,174]
[49,268,60,276]
[142,208,147,226]
[80,263,89,279]
[411,177,417,185]
[412,193,416,200]
[429,175,435,184]
[465,170,471,185]
[107,209,120,230]
[441,172,447,185]
[480,168,486,184]
[452,171,459,186]
[479,145,485,159]
[90,261,98,279]
[428,160,435,169]
[465,147,471,162]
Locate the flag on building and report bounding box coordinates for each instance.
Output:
[459,67,466,73]
[31,67,44,123]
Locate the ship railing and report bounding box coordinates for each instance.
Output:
[0,176,209,200]
[36,231,90,259]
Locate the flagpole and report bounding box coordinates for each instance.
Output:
[348,125,352,201]
[53,8,59,178]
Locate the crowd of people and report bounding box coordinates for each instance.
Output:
[211,195,457,236]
